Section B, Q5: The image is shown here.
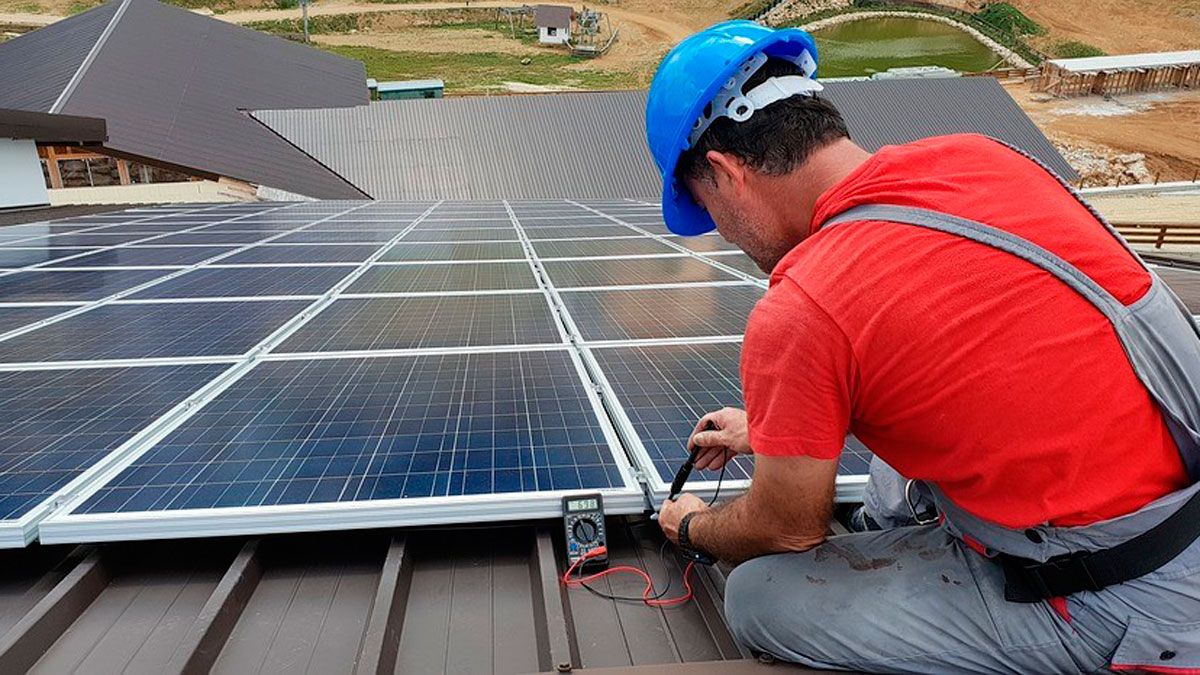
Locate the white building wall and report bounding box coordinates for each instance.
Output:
[0,139,50,209]
[539,25,570,44]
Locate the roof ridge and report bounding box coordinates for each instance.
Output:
[49,0,132,114]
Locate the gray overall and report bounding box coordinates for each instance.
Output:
[723,171,1200,672]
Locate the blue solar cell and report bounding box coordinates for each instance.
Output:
[133,266,351,299]
[560,285,763,342]
[0,364,226,521]
[152,232,280,245]
[541,256,740,287]
[0,300,308,363]
[0,269,171,302]
[401,229,518,243]
[39,234,159,247]
[275,230,400,244]
[589,342,873,484]
[345,263,537,293]
[0,247,100,266]
[704,253,767,279]
[74,351,625,514]
[221,245,381,264]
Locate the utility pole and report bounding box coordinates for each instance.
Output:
[302,0,310,43]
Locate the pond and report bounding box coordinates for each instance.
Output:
[811,16,1006,78]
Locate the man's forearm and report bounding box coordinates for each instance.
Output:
[688,494,830,564]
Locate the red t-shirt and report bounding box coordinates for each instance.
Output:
[741,134,1188,528]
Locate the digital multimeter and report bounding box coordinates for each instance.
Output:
[562,493,607,569]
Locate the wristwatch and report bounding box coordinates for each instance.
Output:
[677,512,716,565]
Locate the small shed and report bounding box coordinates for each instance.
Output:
[375,79,445,100]
[535,5,572,45]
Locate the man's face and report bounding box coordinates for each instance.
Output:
[686,176,796,274]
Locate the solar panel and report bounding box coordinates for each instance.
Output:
[0,306,71,334]
[706,253,768,279]
[666,235,741,252]
[151,232,282,245]
[30,233,159,247]
[1157,267,1200,313]
[221,244,382,265]
[345,263,538,294]
[532,238,678,258]
[381,242,527,262]
[559,285,763,342]
[131,266,351,299]
[0,363,225,543]
[275,294,561,352]
[401,229,519,243]
[49,351,640,539]
[0,247,101,266]
[541,257,741,288]
[0,269,171,302]
[522,226,638,240]
[274,230,402,243]
[0,300,309,363]
[46,246,237,268]
[588,342,871,497]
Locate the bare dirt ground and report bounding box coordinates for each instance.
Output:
[1009,0,1200,54]
[1007,83,1200,183]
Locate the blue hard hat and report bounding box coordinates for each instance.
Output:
[645,21,820,235]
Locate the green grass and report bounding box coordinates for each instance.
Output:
[66,0,100,14]
[12,2,43,13]
[246,14,365,35]
[321,45,635,92]
[974,2,1045,36]
[1051,40,1106,59]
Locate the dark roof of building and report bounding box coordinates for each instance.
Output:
[535,4,573,28]
[0,0,369,199]
[0,108,106,143]
[251,78,1077,201]
[0,520,822,674]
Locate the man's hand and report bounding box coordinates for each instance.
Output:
[689,407,752,470]
[658,493,708,543]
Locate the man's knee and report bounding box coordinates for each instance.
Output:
[723,554,819,654]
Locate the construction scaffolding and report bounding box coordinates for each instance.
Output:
[1035,50,1200,98]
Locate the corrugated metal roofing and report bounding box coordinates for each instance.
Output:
[1047,50,1200,73]
[0,0,120,113]
[0,0,369,199]
[252,78,1076,200]
[535,4,573,28]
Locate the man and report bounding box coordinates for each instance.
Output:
[647,21,1200,673]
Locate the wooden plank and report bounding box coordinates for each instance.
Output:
[116,160,131,186]
[44,146,62,190]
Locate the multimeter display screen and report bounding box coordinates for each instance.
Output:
[567,498,598,512]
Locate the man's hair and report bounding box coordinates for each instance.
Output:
[674,58,850,185]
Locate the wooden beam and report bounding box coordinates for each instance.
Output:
[116,159,131,186]
[44,146,62,189]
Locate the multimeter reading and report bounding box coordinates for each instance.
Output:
[562,493,607,569]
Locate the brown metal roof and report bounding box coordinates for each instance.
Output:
[251,79,1076,201]
[0,520,820,674]
[535,5,574,28]
[0,0,369,199]
[0,108,106,143]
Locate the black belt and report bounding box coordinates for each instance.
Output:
[1000,486,1200,602]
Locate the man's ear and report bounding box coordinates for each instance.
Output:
[704,151,746,192]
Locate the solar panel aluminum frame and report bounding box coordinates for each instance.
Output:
[37,347,646,545]
[578,340,868,506]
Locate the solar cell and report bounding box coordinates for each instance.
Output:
[589,342,873,486]
[532,238,677,258]
[221,245,382,265]
[0,364,225,524]
[72,351,628,515]
[541,257,741,288]
[35,234,157,247]
[381,242,527,262]
[0,300,308,363]
[46,246,237,268]
[559,285,763,342]
[132,266,351,299]
[401,229,519,243]
[522,226,638,240]
[0,269,171,302]
[345,263,537,294]
[276,294,561,352]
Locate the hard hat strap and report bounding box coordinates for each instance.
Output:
[687,49,821,147]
